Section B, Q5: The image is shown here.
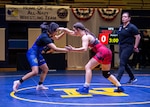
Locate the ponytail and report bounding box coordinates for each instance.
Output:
[40,22,49,33]
[85,28,96,37]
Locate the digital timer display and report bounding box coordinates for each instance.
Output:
[109,34,119,44]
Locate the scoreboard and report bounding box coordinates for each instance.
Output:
[99,27,119,45]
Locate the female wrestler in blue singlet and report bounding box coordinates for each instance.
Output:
[13,22,68,92]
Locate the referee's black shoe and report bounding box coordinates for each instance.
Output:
[126,78,137,84]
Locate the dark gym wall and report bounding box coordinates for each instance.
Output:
[0,7,150,68]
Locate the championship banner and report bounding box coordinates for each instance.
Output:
[6,5,70,21]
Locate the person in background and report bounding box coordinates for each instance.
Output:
[58,22,124,94]
[141,30,150,67]
[116,12,141,84]
[13,22,68,92]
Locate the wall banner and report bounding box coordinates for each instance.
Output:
[72,8,95,20]
[6,5,70,21]
[98,8,120,21]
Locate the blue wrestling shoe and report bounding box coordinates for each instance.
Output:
[76,86,89,94]
[114,86,124,92]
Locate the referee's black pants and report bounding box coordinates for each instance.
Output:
[117,44,135,81]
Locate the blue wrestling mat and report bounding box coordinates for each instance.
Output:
[1,70,150,107]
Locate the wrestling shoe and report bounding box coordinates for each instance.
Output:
[114,86,124,92]
[36,84,49,90]
[126,78,137,84]
[13,80,21,92]
[76,86,89,94]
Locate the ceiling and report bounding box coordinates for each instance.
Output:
[63,0,150,9]
[0,0,150,10]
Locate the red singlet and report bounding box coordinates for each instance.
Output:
[90,43,112,64]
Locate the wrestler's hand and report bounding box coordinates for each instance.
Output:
[65,45,74,51]
[57,27,65,31]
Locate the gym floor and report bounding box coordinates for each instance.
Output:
[0,69,150,107]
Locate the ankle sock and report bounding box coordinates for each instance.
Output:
[84,83,90,87]
[38,82,43,85]
[19,79,24,83]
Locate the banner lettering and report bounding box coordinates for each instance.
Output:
[6,5,70,21]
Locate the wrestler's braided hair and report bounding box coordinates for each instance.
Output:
[40,22,59,34]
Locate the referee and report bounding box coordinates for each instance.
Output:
[117,12,141,84]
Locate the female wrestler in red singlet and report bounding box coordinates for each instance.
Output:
[59,22,124,93]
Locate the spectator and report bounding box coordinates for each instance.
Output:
[141,30,150,67]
